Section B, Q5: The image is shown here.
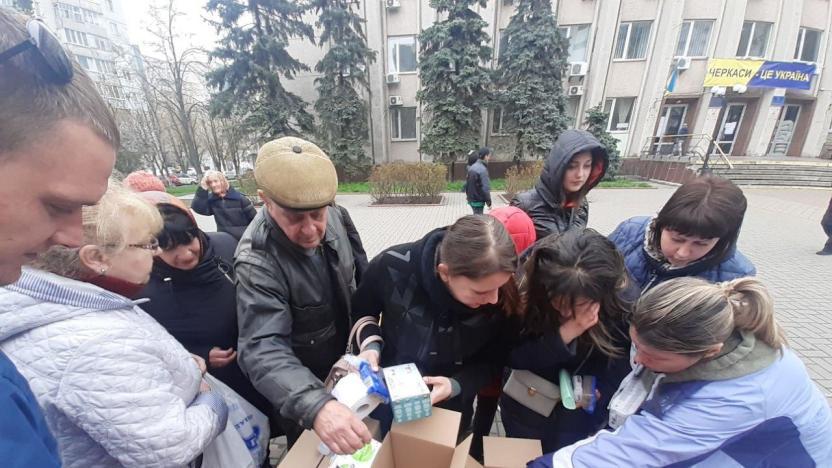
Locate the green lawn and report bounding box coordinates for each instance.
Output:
[337,178,649,193]
[165,181,243,197]
[168,178,651,197]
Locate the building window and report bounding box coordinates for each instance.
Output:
[388,36,417,74]
[614,21,651,60]
[75,54,91,70]
[55,3,83,22]
[675,20,713,57]
[63,29,88,47]
[736,21,771,58]
[491,107,515,136]
[110,22,119,35]
[92,58,115,74]
[559,24,591,62]
[93,35,110,51]
[82,8,100,25]
[566,97,580,126]
[794,27,821,63]
[106,0,113,11]
[604,97,635,132]
[391,107,417,140]
[99,84,122,100]
[498,28,508,62]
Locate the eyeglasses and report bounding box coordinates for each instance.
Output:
[0,19,73,85]
[129,238,160,251]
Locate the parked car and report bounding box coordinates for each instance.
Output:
[223,170,237,180]
[176,174,196,185]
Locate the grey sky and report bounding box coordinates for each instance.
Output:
[123,0,218,58]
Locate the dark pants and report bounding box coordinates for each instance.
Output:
[471,205,484,215]
[822,197,832,252]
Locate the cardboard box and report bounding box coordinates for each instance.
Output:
[278,408,542,468]
[382,364,432,423]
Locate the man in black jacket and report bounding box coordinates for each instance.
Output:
[465,147,492,214]
[819,195,832,255]
[235,137,371,454]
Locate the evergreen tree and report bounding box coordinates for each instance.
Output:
[496,0,569,161]
[417,0,493,163]
[205,0,314,139]
[584,104,621,180]
[311,0,376,180]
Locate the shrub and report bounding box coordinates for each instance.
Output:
[237,170,262,205]
[369,162,446,204]
[504,160,543,200]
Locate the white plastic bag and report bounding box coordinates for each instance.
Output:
[202,420,256,468]
[201,374,270,467]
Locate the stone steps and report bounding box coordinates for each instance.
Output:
[705,162,832,187]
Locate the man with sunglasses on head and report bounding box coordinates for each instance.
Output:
[0,10,118,467]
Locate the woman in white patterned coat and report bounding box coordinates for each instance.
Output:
[0,183,227,468]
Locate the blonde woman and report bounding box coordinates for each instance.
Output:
[529,277,832,467]
[192,170,256,240]
[0,183,227,468]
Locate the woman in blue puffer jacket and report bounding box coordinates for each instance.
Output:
[529,276,832,467]
[609,176,755,292]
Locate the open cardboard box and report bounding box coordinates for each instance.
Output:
[278,407,542,468]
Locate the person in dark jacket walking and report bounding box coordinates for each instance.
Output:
[501,229,636,453]
[137,193,273,426]
[512,129,608,240]
[466,148,493,214]
[609,176,756,291]
[0,9,119,467]
[817,194,832,255]
[235,137,371,455]
[351,215,520,432]
[192,170,257,241]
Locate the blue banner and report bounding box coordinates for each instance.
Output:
[747,61,816,90]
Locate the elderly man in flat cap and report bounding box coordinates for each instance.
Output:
[234,137,371,455]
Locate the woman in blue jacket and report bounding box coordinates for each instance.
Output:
[609,176,755,292]
[529,277,832,467]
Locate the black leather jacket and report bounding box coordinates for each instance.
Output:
[234,205,366,429]
[511,129,609,241]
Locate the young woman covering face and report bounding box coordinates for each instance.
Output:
[501,230,636,452]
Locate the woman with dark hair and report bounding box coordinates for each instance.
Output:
[350,215,520,424]
[609,176,755,291]
[501,229,636,452]
[512,130,609,240]
[137,194,273,425]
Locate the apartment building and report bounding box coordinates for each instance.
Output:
[284,0,832,163]
[2,0,142,110]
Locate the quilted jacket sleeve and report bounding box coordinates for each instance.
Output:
[54,335,225,468]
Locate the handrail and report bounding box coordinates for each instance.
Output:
[641,133,733,170]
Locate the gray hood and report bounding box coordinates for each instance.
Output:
[535,129,609,208]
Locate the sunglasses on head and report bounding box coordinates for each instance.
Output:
[0,19,73,85]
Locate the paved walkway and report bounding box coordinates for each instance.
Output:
[191,185,832,463]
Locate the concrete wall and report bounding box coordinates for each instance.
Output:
[284,0,832,166]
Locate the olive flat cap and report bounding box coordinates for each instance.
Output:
[254,137,338,210]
